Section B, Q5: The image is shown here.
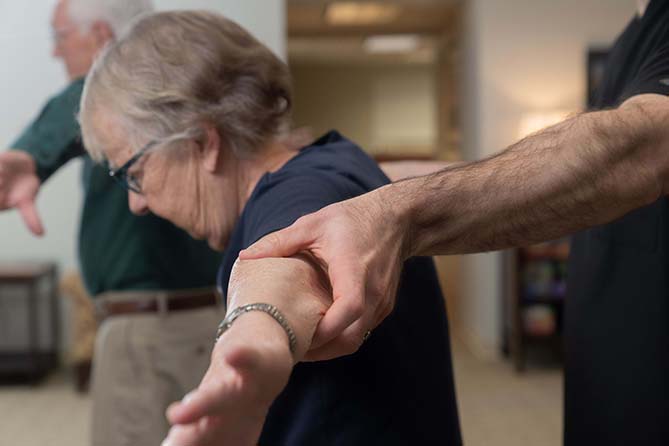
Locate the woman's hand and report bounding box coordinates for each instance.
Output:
[162,313,293,446]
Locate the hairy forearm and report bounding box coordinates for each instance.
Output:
[225,256,331,360]
[387,94,668,256]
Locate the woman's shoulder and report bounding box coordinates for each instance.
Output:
[291,130,373,168]
[268,130,389,192]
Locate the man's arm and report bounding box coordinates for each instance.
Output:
[400,94,666,256]
[11,81,86,183]
[1,80,87,235]
[162,256,331,446]
[240,94,669,360]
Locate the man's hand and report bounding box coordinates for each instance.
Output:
[162,313,293,446]
[240,186,408,361]
[0,151,44,235]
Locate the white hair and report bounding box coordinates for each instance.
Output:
[80,10,293,163]
[67,0,154,37]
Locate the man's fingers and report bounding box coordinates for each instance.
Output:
[311,298,363,349]
[311,266,365,349]
[17,200,44,236]
[240,218,315,260]
[305,320,370,362]
[304,341,345,362]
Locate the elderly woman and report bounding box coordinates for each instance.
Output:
[79,10,461,446]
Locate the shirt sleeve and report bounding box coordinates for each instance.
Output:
[620,42,669,100]
[10,79,86,182]
[241,169,365,249]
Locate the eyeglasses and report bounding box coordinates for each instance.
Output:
[108,128,200,195]
[108,139,159,194]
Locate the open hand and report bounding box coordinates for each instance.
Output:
[163,315,293,446]
[0,151,44,235]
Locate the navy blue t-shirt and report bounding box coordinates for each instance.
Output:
[218,131,462,445]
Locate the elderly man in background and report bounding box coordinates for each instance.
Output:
[0,1,222,444]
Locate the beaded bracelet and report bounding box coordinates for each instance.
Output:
[215,303,297,354]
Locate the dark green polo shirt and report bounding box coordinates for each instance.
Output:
[12,79,221,296]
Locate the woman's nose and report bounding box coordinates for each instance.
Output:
[128,191,149,216]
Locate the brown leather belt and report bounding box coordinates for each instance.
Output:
[97,290,220,319]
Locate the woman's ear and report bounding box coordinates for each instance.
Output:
[201,125,223,173]
[91,21,114,48]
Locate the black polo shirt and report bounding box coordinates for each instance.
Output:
[218,131,462,445]
[565,1,669,444]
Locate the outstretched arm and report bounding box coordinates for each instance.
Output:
[399,94,666,255]
[241,93,669,360]
[2,80,88,235]
[0,151,44,235]
[162,255,331,446]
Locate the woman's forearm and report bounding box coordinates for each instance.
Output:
[225,256,331,360]
[163,255,333,446]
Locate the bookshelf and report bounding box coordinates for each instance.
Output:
[504,239,569,372]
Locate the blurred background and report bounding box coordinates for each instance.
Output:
[0,0,635,445]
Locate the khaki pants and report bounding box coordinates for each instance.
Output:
[91,291,224,446]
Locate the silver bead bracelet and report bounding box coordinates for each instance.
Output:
[215,302,297,355]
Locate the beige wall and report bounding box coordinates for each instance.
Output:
[290,63,437,156]
[457,0,634,358]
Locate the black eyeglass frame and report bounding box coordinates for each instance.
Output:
[107,128,201,194]
[108,139,160,194]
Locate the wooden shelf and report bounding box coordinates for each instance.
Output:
[0,262,60,382]
[504,240,569,372]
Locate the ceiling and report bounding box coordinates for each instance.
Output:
[288,35,439,65]
[287,0,461,37]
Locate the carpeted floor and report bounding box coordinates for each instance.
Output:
[0,341,562,446]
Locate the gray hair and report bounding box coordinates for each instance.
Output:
[80,10,293,163]
[67,0,154,37]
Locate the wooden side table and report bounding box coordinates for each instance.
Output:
[0,262,59,380]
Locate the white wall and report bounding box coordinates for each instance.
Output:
[0,0,81,269]
[0,0,285,271]
[457,0,634,358]
[157,0,286,59]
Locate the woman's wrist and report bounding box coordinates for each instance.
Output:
[216,311,294,366]
[217,303,297,355]
[210,311,293,411]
